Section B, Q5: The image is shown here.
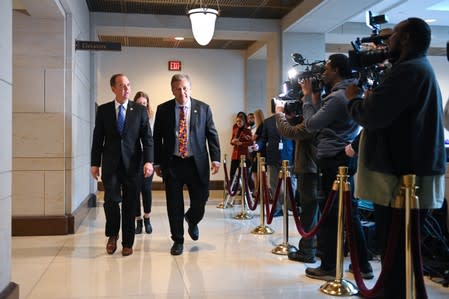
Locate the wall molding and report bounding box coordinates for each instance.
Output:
[0,282,19,299]
[98,180,224,191]
[12,193,96,236]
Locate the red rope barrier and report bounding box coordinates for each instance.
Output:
[265,174,282,224]
[287,179,337,239]
[263,171,271,220]
[412,209,428,299]
[242,167,258,211]
[345,191,404,298]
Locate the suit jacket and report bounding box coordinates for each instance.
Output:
[91,100,153,177]
[153,98,220,184]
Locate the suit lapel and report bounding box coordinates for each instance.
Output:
[190,99,197,131]
[123,100,134,136]
[168,100,176,133]
[107,101,121,136]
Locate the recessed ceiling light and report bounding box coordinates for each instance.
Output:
[174,37,185,41]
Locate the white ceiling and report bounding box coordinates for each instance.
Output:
[284,0,449,48]
[350,0,449,26]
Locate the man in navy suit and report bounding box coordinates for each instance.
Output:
[153,74,221,255]
[91,73,154,256]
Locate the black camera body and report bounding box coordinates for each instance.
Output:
[348,11,391,90]
[270,53,325,117]
[270,80,303,116]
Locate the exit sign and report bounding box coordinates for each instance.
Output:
[168,60,182,71]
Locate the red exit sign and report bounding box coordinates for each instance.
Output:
[168,60,182,71]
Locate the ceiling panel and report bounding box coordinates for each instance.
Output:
[85,0,303,18]
[87,0,302,49]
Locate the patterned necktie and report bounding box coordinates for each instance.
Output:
[178,106,188,158]
[117,104,125,135]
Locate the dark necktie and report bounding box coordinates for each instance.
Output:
[178,106,188,158]
[117,104,125,135]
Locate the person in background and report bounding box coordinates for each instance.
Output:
[229,112,253,188]
[256,112,295,217]
[249,109,265,188]
[133,91,155,234]
[247,112,256,133]
[91,74,154,257]
[346,18,446,297]
[153,74,221,256]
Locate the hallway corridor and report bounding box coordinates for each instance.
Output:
[11,191,449,298]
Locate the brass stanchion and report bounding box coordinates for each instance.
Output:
[217,154,234,209]
[403,174,418,299]
[320,166,358,296]
[391,174,419,299]
[251,155,274,234]
[272,160,296,255]
[234,155,253,220]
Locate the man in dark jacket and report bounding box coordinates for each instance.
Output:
[346,18,446,298]
[91,74,154,257]
[153,74,221,256]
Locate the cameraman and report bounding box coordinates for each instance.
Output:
[275,102,319,263]
[346,17,446,298]
[301,54,373,280]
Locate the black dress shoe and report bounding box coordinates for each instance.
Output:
[144,217,153,234]
[305,266,336,281]
[185,215,199,241]
[170,242,183,255]
[135,219,143,234]
[288,251,316,263]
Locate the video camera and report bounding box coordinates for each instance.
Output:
[271,53,325,115]
[348,11,391,90]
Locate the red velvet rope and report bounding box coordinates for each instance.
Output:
[286,177,337,239]
[262,171,271,219]
[242,167,258,211]
[344,190,409,298]
[265,173,282,224]
[411,209,428,299]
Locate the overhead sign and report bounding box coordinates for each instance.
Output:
[75,40,122,51]
[168,60,182,71]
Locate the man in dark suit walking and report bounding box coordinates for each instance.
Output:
[91,73,154,257]
[153,73,220,255]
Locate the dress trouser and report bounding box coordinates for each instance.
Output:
[164,156,209,244]
[102,161,139,248]
[317,151,370,270]
[136,173,154,216]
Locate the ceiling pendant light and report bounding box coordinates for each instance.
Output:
[187,1,220,46]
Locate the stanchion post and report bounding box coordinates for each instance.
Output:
[320,166,358,296]
[252,155,274,234]
[403,174,418,299]
[234,155,253,220]
[272,160,296,255]
[222,154,227,198]
[217,154,233,209]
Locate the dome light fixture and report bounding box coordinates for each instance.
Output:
[187,1,220,46]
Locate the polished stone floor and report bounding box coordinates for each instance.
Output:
[12,191,449,298]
